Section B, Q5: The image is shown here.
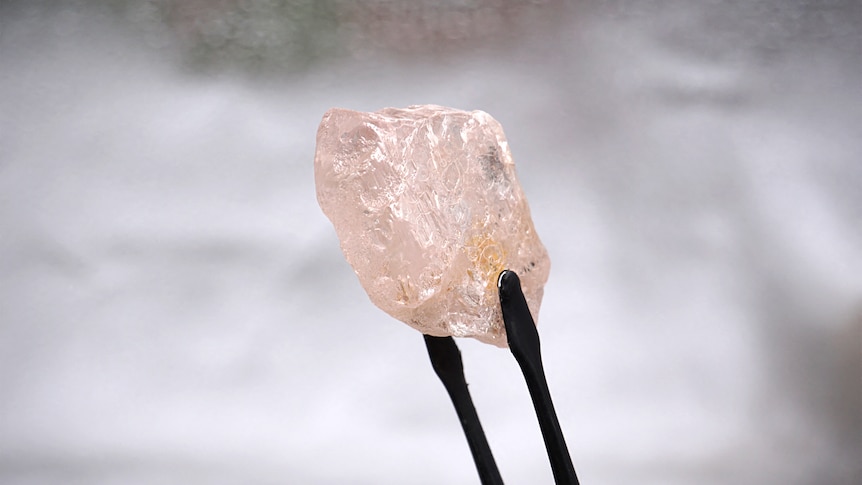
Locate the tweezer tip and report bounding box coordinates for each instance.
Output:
[497,269,520,297]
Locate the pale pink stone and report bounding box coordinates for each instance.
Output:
[314,105,550,347]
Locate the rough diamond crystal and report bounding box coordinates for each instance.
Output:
[314,105,550,347]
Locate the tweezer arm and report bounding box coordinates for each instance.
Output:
[498,270,580,485]
[424,335,505,485]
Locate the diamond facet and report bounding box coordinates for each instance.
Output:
[315,105,549,347]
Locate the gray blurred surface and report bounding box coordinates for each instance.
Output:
[1,1,860,484]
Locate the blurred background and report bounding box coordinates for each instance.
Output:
[1,0,860,483]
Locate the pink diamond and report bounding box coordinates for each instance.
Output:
[314,105,550,347]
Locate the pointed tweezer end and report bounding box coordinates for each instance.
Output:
[497,270,541,363]
[498,269,580,485]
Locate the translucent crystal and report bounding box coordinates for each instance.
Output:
[314,105,550,347]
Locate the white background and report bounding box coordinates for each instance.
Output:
[1,1,860,483]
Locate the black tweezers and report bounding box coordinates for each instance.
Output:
[424,270,580,485]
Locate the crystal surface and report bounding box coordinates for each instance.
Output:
[314,105,550,347]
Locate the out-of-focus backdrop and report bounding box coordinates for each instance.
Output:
[1,1,860,483]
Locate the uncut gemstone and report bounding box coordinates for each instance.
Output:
[314,105,550,347]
